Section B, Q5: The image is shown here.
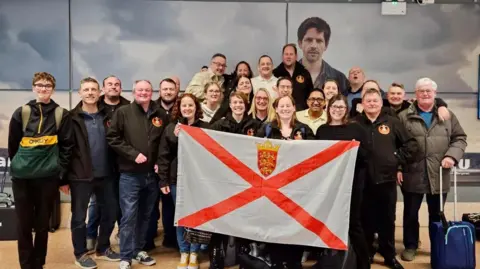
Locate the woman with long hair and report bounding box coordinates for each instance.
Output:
[201,82,222,123]
[211,75,254,124]
[256,95,314,269]
[248,88,275,123]
[224,61,253,102]
[157,93,209,269]
[322,79,340,108]
[315,94,371,269]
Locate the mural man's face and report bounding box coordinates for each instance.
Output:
[299,28,327,63]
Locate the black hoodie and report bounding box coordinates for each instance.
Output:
[8,99,74,179]
[273,61,314,111]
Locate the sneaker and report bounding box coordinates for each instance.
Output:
[301,251,310,263]
[178,252,189,269]
[133,251,156,266]
[400,248,417,262]
[86,238,96,254]
[118,260,131,269]
[187,252,199,269]
[75,254,97,269]
[95,247,121,262]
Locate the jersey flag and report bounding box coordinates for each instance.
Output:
[174,125,359,250]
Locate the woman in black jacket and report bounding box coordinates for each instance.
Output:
[315,94,371,269]
[208,91,262,269]
[157,93,209,269]
[256,95,314,269]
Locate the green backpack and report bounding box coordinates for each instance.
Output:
[10,105,63,179]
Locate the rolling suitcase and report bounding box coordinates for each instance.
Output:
[429,166,476,269]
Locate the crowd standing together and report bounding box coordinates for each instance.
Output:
[7,18,467,269]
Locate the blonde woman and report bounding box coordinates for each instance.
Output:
[200,82,221,123]
[248,88,275,123]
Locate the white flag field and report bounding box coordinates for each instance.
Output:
[174,125,359,250]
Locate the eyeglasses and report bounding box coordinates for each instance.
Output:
[331,105,347,110]
[212,62,227,68]
[255,96,269,102]
[308,97,324,103]
[34,83,53,89]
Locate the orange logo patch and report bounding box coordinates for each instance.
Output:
[247,128,255,136]
[296,75,305,84]
[294,131,303,140]
[152,117,163,127]
[378,124,390,135]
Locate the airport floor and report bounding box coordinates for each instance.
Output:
[1,227,480,269]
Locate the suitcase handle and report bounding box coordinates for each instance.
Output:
[439,166,457,231]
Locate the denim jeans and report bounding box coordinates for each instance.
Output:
[119,172,158,261]
[402,191,447,250]
[70,178,117,258]
[87,178,122,239]
[170,184,200,253]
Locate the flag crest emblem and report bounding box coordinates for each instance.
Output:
[256,140,281,177]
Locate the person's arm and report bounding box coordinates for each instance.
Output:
[435,98,450,121]
[393,118,419,165]
[57,109,75,178]
[7,108,23,160]
[443,112,467,164]
[157,126,174,188]
[106,108,140,161]
[185,72,206,101]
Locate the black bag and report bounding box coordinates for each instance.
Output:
[462,213,480,240]
[238,253,270,269]
[184,227,212,245]
[49,190,61,232]
[223,236,240,267]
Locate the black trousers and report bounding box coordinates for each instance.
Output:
[268,243,304,269]
[362,182,397,261]
[402,191,447,250]
[70,178,117,258]
[349,181,371,269]
[161,191,177,244]
[145,186,160,249]
[12,177,59,269]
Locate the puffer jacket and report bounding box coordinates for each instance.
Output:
[398,103,467,194]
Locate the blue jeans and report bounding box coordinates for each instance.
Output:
[87,195,99,239]
[170,184,200,253]
[119,172,158,261]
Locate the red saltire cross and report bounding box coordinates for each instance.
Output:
[178,125,358,250]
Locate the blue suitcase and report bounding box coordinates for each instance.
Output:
[430,167,476,269]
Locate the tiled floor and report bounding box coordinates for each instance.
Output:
[1,227,479,269]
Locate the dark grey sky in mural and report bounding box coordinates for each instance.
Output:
[71,0,286,90]
[288,4,480,92]
[0,0,69,89]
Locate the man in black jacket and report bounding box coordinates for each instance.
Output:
[66,77,121,268]
[273,43,313,111]
[8,72,74,269]
[86,75,130,251]
[106,80,167,269]
[355,89,419,269]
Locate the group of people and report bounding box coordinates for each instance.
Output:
[7,41,467,269]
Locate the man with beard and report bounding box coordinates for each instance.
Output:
[86,75,130,251]
[297,17,348,95]
[295,89,327,134]
[186,53,227,102]
[273,43,313,111]
[144,78,180,251]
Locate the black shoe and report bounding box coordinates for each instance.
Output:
[384,258,404,269]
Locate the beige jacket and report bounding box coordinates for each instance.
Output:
[185,69,225,102]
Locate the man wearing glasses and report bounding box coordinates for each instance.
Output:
[186,53,227,102]
[296,89,327,134]
[8,72,74,269]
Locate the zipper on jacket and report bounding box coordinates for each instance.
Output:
[38,104,43,133]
